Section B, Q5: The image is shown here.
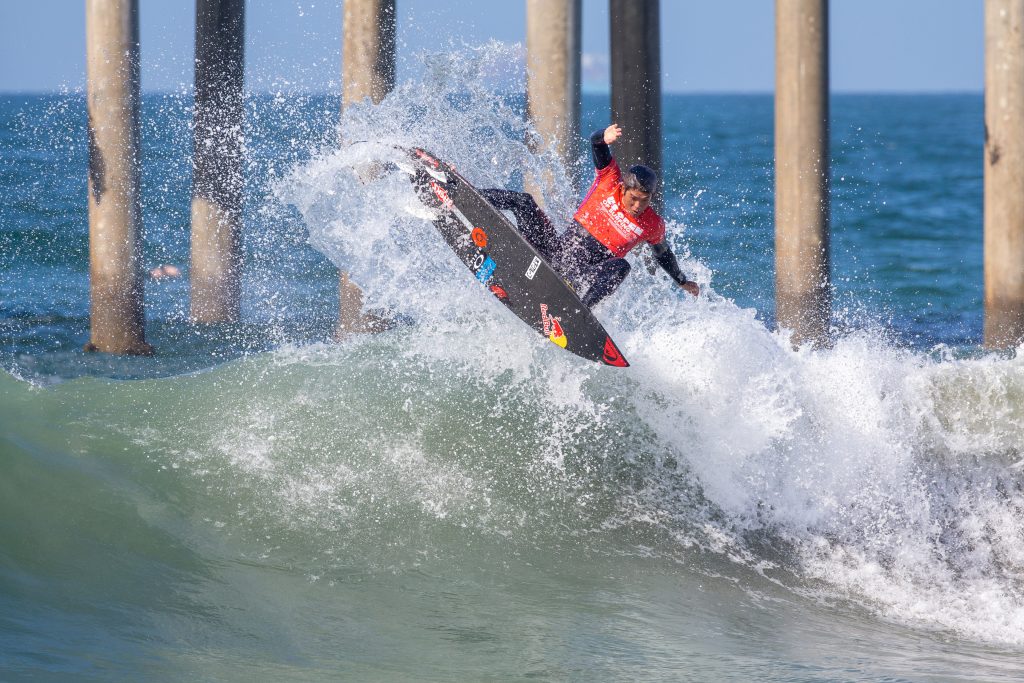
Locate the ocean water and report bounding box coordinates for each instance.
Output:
[3,45,1024,681]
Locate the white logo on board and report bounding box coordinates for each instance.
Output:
[525,256,541,280]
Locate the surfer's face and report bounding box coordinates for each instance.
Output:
[622,187,652,216]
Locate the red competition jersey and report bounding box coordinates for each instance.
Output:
[573,159,665,258]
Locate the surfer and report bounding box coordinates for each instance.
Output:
[480,124,699,308]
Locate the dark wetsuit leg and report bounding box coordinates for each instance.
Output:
[553,222,606,281]
[478,189,560,261]
[555,222,631,308]
[581,258,631,308]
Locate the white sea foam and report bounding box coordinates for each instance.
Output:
[269,44,1024,646]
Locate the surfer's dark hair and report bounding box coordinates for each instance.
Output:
[623,165,658,194]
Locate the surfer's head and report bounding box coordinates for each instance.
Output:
[624,165,658,194]
[622,163,655,215]
[622,165,658,215]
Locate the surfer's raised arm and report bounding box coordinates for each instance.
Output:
[589,124,621,170]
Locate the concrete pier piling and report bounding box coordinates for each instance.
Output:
[985,0,1024,348]
[774,0,831,346]
[190,0,246,324]
[342,0,396,110]
[609,0,662,209]
[526,0,581,193]
[337,0,396,338]
[84,0,151,355]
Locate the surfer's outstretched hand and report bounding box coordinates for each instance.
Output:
[681,281,700,297]
[603,124,622,145]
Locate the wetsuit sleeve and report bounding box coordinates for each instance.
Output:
[590,129,613,171]
[650,241,689,287]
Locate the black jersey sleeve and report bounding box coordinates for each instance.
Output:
[590,129,613,170]
[651,241,689,287]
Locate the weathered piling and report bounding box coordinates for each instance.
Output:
[610,0,662,209]
[84,0,151,355]
[774,0,831,346]
[190,0,246,323]
[338,0,396,338]
[343,0,396,108]
[526,0,581,194]
[984,0,1024,348]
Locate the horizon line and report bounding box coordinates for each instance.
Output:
[0,88,986,97]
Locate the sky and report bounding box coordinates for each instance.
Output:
[0,1,983,94]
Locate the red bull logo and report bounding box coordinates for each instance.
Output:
[539,303,568,348]
[549,317,567,348]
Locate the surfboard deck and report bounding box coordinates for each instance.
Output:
[400,147,628,367]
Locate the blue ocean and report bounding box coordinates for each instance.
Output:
[2,46,1023,681]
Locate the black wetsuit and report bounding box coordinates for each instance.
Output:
[481,130,689,308]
